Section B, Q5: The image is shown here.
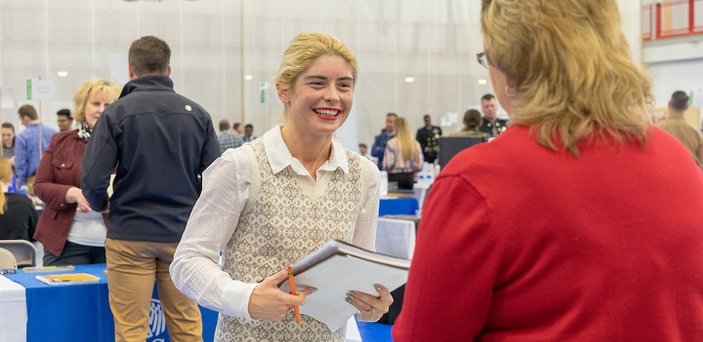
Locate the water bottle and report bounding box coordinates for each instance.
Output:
[379,171,389,196]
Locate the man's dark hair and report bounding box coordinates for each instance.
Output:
[18,104,38,120]
[233,122,241,131]
[481,93,495,102]
[129,36,171,76]
[358,143,368,149]
[245,124,254,129]
[386,112,398,118]
[218,119,230,132]
[670,90,689,112]
[423,114,431,120]
[56,108,72,119]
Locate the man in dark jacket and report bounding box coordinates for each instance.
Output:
[371,112,397,168]
[81,35,220,342]
[416,114,442,163]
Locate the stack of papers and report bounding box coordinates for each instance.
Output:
[279,240,411,331]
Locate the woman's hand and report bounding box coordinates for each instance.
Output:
[248,267,315,321]
[346,283,394,322]
[65,187,91,212]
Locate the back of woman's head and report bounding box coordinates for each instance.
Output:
[394,117,417,161]
[275,33,358,92]
[481,0,652,154]
[0,159,12,215]
[463,109,483,130]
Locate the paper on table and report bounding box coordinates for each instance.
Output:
[35,273,100,285]
[281,254,409,331]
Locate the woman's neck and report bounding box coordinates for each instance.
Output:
[1,181,8,193]
[280,125,333,180]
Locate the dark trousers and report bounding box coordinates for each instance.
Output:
[388,172,415,190]
[43,240,106,266]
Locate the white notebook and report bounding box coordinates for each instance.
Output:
[279,240,410,331]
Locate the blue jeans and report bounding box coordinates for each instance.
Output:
[43,240,106,266]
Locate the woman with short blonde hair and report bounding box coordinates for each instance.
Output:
[33,78,120,265]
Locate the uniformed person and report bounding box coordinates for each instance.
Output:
[416,114,442,163]
[479,93,508,136]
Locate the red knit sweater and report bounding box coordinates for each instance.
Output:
[393,125,703,341]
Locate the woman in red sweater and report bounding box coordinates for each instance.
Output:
[33,79,120,265]
[393,0,703,340]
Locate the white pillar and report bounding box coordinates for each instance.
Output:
[617,0,643,63]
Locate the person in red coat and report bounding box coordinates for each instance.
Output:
[33,78,120,265]
[393,0,703,341]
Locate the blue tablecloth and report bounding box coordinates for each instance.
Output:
[5,264,217,342]
[2,197,414,342]
[379,196,419,216]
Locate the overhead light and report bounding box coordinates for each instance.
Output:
[57,71,69,77]
[244,74,253,81]
[404,76,415,83]
[477,79,488,85]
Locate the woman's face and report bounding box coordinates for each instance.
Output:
[278,54,354,137]
[1,127,14,147]
[83,90,114,129]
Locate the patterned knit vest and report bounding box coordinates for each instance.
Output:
[215,139,363,342]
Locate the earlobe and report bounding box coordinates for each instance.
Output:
[128,64,136,80]
[276,83,289,103]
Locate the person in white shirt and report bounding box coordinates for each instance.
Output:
[170,32,393,341]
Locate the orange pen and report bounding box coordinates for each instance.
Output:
[287,264,302,324]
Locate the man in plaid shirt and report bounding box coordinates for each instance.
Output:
[216,119,244,154]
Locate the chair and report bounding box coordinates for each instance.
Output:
[0,240,36,267]
[0,247,18,270]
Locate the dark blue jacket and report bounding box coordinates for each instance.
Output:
[371,129,394,168]
[81,76,220,243]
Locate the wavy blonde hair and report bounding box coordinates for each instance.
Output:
[0,159,12,215]
[276,32,358,93]
[73,78,121,123]
[393,117,418,162]
[481,0,653,155]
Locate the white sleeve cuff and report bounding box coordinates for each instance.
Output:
[220,280,258,319]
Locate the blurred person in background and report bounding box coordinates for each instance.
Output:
[394,0,703,340]
[415,114,442,163]
[216,118,244,154]
[658,90,703,168]
[243,123,257,142]
[15,104,57,195]
[56,108,74,132]
[233,122,243,136]
[33,79,120,266]
[479,93,508,136]
[382,117,423,190]
[371,112,398,168]
[451,109,490,138]
[1,123,16,178]
[0,159,38,241]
